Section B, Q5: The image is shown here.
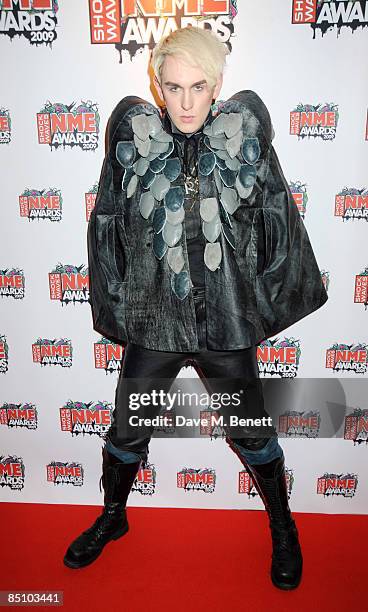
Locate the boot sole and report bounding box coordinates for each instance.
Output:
[63,523,129,569]
[271,569,302,590]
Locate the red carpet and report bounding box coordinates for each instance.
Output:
[0,503,365,611]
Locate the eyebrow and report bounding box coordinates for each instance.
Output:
[163,79,207,87]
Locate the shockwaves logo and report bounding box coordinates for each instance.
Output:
[257,338,301,378]
[89,0,238,62]
[177,467,216,492]
[354,267,368,309]
[94,337,124,373]
[289,180,308,218]
[0,455,25,490]
[317,472,358,497]
[344,408,368,444]
[32,338,73,367]
[132,462,157,495]
[0,107,11,143]
[0,334,9,373]
[279,411,321,437]
[85,181,98,221]
[290,102,338,140]
[49,264,89,305]
[19,188,62,222]
[335,187,368,221]
[354,266,368,310]
[326,342,368,374]
[292,0,368,38]
[321,269,330,292]
[239,467,294,497]
[0,402,38,429]
[37,100,100,151]
[0,268,25,299]
[0,0,58,46]
[47,461,84,486]
[60,400,113,437]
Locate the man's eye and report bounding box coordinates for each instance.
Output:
[194,86,204,91]
[169,87,178,92]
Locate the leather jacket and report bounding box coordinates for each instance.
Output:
[87,90,328,351]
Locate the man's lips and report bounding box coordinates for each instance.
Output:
[180,116,195,122]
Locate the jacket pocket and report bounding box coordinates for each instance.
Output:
[256,209,272,276]
[115,215,131,282]
[95,280,130,345]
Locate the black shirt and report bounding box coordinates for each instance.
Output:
[162,111,211,289]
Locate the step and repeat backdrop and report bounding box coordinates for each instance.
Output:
[0,1,367,514]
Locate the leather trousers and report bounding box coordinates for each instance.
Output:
[105,287,283,468]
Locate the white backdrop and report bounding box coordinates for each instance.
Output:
[0,0,367,514]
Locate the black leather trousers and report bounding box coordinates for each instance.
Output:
[105,287,283,468]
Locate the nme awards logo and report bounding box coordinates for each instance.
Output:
[49,264,89,305]
[344,408,368,444]
[279,411,321,437]
[335,187,368,221]
[0,0,58,46]
[132,463,157,495]
[0,402,37,429]
[200,409,227,438]
[257,338,301,378]
[239,467,294,497]
[60,401,113,437]
[37,100,100,151]
[321,269,330,292]
[85,182,98,221]
[177,467,216,492]
[354,267,368,309]
[289,180,308,218]
[47,461,84,486]
[19,188,62,222]
[292,0,368,38]
[0,107,11,143]
[325,342,368,374]
[94,337,124,373]
[0,268,25,299]
[0,455,25,490]
[317,472,358,497]
[154,407,176,433]
[89,0,238,62]
[32,338,73,367]
[290,102,338,140]
[0,334,9,373]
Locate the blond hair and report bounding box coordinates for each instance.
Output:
[151,26,229,88]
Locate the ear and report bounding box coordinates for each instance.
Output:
[154,75,164,103]
[213,73,223,100]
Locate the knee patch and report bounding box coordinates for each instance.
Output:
[105,438,147,465]
[229,436,284,466]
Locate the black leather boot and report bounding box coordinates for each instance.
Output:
[63,447,141,569]
[246,455,303,590]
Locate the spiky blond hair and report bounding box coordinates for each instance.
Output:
[151,26,229,88]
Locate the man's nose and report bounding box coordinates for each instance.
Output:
[181,90,193,111]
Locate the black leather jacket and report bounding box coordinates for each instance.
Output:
[87,90,328,351]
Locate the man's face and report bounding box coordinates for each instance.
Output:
[154,54,222,134]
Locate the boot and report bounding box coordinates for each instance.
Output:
[246,455,303,590]
[63,447,141,569]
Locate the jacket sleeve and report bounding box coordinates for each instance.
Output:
[87,119,129,346]
[87,95,161,345]
[251,96,328,338]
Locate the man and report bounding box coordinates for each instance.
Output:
[63,27,328,591]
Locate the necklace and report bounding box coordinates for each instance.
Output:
[184,175,199,212]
